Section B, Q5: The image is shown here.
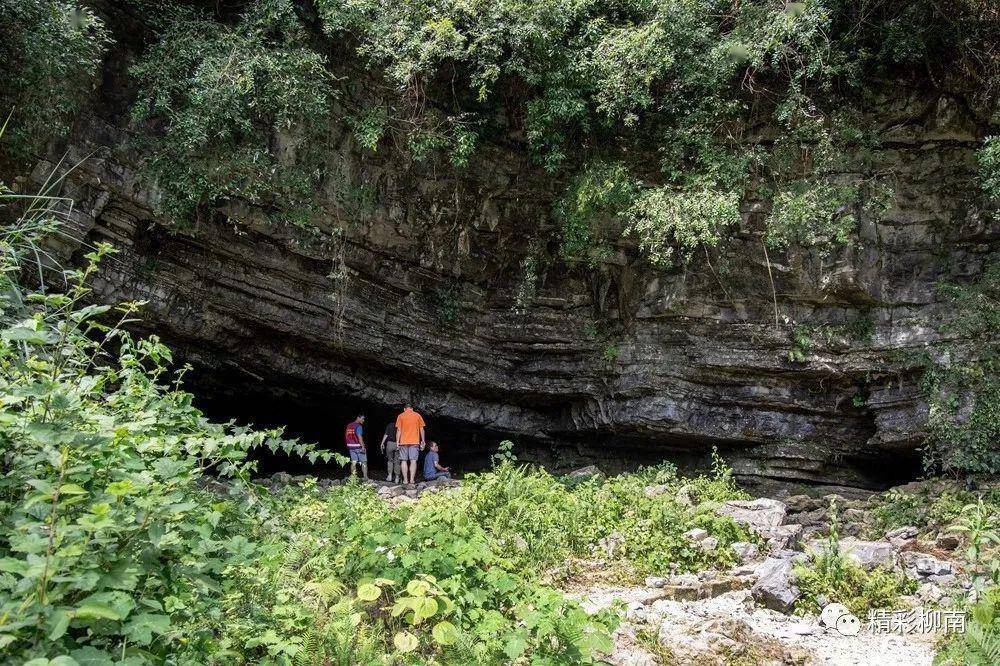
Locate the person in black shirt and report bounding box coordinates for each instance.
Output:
[380,422,401,483]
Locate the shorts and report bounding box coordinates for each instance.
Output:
[348,448,367,462]
[399,445,419,461]
[385,440,400,460]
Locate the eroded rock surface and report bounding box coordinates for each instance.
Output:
[23,49,998,487]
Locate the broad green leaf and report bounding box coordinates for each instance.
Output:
[414,596,438,622]
[406,579,430,596]
[74,603,121,621]
[393,631,419,653]
[123,613,171,646]
[432,620,458,646]
[504,630,528,660]
[49,658,79,666]
[47,609,71,640]
[68,646,115,666]
[356,582,381,602]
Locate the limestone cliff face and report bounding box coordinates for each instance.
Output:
[30,73,997,488]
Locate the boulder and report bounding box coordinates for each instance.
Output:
[675,484,697,507]
[901,551,953,577]
[804,537,896,570]
[599,531,624,557]
[765,524,803,552]
[731,541,760,563]
[683,527,709,542]
[784,494,820,513]
[843,538,896,570]
[751,557,800,613]
[699,536,720,553]
[718,498,787,531]
[567,465,604,480]
[643,483,670,498]
[789,507,827,528]
[916,583,944,603]
[886,526,918,547]
[270,471,292,487]
[935,533,960,550]
[915,557,953,577]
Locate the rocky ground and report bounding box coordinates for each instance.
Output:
[257,471,462,507]
[256,471,971,664]
[579,487,968,665]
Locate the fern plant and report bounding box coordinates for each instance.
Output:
[935,588,1000,665]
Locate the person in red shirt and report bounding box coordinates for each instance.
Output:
[344,414,367,479]
[394,403,426,485]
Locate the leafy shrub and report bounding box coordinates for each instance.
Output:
[934,586,1000,666]
[795,504,914,616]
[554,161,638,264]
[0,0,110,163]
[0,183,332,662]
[224,479,620,664]
[625,186,741,265]
[129,0,332,224]
[921,259,1000,475]
[795,553,914,617]
[461,454,752,578]
[865,485,1000,544]
[979,136,1000,201]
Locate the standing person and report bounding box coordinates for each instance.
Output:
[394,403,425,485]
[344,414,368,480]
[422,441,450,481]
[380,419,401,484]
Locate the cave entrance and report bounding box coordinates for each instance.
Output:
[182,362,923,492]
[185,369,513,481]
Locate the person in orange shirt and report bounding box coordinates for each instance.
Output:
[394,403,426,485]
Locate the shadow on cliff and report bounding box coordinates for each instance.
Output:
[182,362,923,491]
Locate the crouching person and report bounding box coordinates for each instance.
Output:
[422,441,450,481]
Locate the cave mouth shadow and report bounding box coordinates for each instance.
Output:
[184,365,924,492]
[186,372,516,481]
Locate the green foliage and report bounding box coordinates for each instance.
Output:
[864,484,1000,541]
[764,181,860,249]
[795,502,915,616]
[461,454,752,578]
[555,161,637,264]
[787,324,813,363]
[980,136,1000,201]
[935,586,1000,666]
[0,0,110,163]
[921,259,1000,475]
[129,0,333,224]
[228,478,621,664]
[951,500,1000,589]
[0,178,634,662]
[626,186,741,265]
[0,182,334,663]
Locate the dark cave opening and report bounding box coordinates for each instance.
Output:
[183,362,924,491]
[185,369,520,481]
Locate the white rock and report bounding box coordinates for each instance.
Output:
[683,527,709,542]
[731,541,760,562]
[751,556,800,613]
